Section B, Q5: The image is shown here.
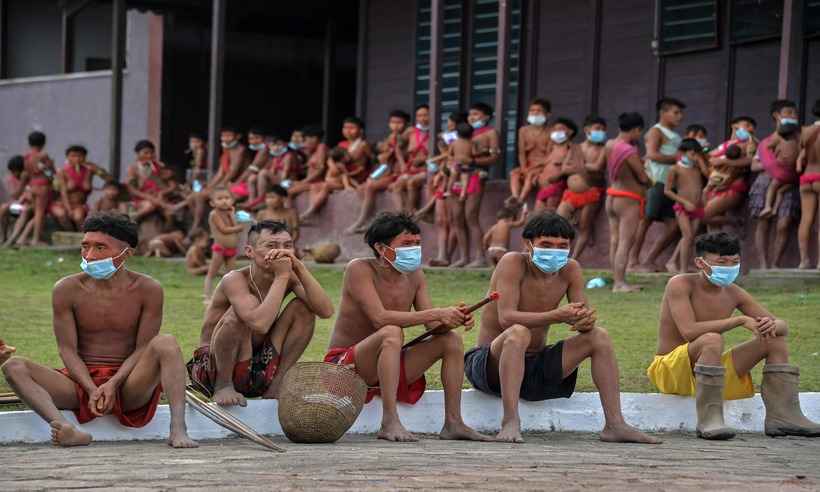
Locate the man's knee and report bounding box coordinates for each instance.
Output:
[379,325,403,349]
[502,324,531,351]
[148,334,182,359]
[440,330,464,354]
[694,332,724,357]
[1,356,29,380]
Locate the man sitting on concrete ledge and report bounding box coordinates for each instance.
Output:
[1,213,197,448]
[649,231,820,440]
[325,212,491,443]
[466,213,660,444]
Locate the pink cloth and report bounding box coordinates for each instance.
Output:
[759,135,798,184]
[607,140,638,183]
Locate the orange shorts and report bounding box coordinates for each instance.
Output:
[561,187,602,209]
[324,345,426,404]
[58,366,162,427]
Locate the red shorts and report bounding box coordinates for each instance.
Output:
[57,366,162,427]
[673,202,705,220]
[800,172,820,186]
[606,188,646,219]
[536,180,567,202]
[560,187,602,209]
[211,243,238,259]
[324,345,426,404]
[451,174,482,196]
[187,342,280,398]
[229,181,249,198]
[706,178,748,200]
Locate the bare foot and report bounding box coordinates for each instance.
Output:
[168,427,199,448]
[428,258,450,267]
[495,419,524,443]
[664,259,678,274]
[600,423,662,444]
[439,421,494,442]
[631,263,660,273]
[612,283,641,293]
[50,421,92,447]
[377,420,418,442]
[465,258,488,268]
[450,258,468,268]
[798,260,811,270]
[213,385,247,407]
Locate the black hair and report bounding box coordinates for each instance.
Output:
[189,227,209,241]
[247,127,266,137]
[656,97,686,112]
[448,111,469,125]
[769,99,797,117]
[583,115,607,128]
[725,144,742,160]
[248,220,290,245]
[389,109,411,123]
[414,104,430,112]
[365,212,421,257]
[328,146,350,163]
[28,131,46,148]
[270,134,286,143]
[65,145,88,156]
[618,112,645,132]
[302,125,325,140]
[220,125,239,134]
[470,102,494,118]
[496,206,517,220]
[678,138,702,153]
[189,132,205,141]
[343,116,365,130]
[456,122,474,139]
[730,116,757,128]
[813,99,820,118]
[134,139,155,154]
[267,184,288,197]
[685,124,707,136]
[522,213,575,241]
[695,231,741,257]
[7,155,24,173]
[82,212,139,247]
[553,117,579,138]
[529,98,552,113]
[778,123,800,139]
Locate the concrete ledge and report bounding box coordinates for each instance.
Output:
[2,390,819,444]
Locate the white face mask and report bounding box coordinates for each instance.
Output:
[550,130,568,144]
[527,115,546,126]
[416,123,429,131]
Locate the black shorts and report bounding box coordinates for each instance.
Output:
[464,341,577,402]
[645,182,675,221]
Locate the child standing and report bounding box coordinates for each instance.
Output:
[448,122,476,201]
[664,138,707,273]
[204,187,245,300]
[415,159,452,266]
[483,202,527,266]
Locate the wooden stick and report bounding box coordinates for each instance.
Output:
[403,292,501,349]
[185,388,285,452]
[0,394,22,405]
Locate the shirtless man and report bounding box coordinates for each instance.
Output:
[52,145,108,231]
[465,213,660,444]
[512,99,552,203]
[557,116,608,259]
[125,140,169,223]
[648,231,820,439]
[325,212,491,442]
[188,220,333,405]
[797,99,820,269]
[392,105,431,213]
[287,126,328,200]
[535,117,582,213]
[1,213,197,448]
[605,112,651,293]
[21,131,56,246]
[630,98,686,272]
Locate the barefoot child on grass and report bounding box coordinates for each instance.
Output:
[186,228,210,276]
[414,159,452,266]
[664,138,707,273]
[484,202,527,266]
[204,187,245,300]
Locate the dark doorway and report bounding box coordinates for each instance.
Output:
[159,0,358,171]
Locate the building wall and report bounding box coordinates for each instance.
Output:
[0,11,154,198]
[363,0,416,138]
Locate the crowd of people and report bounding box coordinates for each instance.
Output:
[2,96,820,292]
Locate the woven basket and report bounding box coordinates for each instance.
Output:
[278,362,367,443]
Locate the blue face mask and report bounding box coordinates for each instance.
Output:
[588,130,606,144]
[80,249,128,280]
[426,160,438,173]
[530,244,570,273]
[471,119,485,130]
[735,128,751,142]
[288,142,302,151]
[702,260,740,287]
[386,245,422,274]
[680,155,694,168]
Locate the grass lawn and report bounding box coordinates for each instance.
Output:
[1,249,818,397]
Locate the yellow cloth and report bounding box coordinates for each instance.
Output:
[647,343,755,401]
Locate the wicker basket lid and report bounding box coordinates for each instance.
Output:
[278,362,367,443]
